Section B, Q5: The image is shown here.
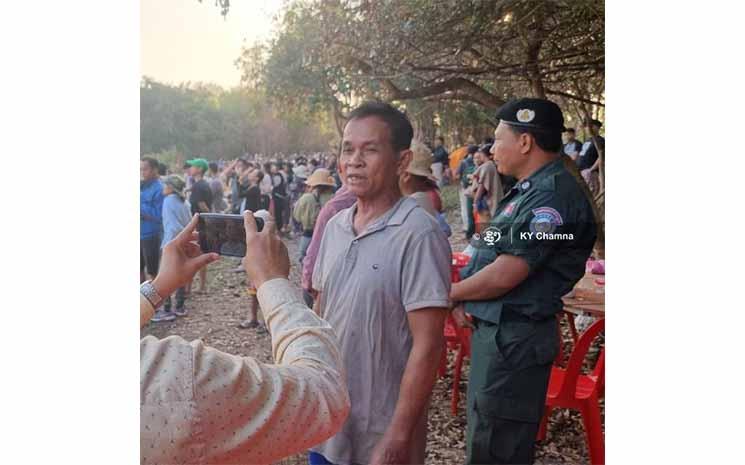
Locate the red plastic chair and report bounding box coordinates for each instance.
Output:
[439,252,473,415]
[440,253,468,378]
[554,314,566,367]
[440,252,471,376]
[451,252,471,282]
[439,314,460,378]
[538,318,605,464]
[448,314,472,415]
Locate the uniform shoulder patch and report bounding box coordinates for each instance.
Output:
[530,207,563,234]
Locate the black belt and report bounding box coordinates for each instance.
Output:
[473,316,496,327]
[473,309,536,327]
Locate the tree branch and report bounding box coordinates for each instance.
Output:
[347,56,506,108]
[383,77,505,109]
[545,88,605,107]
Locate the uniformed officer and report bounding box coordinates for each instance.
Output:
[450,98,598,465]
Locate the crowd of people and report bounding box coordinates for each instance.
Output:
[140,153,340,322]
[562,119,606,194]
[141,139,456,323]
[140,98,602,465]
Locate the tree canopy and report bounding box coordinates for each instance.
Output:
[234,0,604,143]
[140,77,336,163]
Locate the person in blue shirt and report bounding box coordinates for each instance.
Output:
[150,175,192,322]
[141,157,164,284]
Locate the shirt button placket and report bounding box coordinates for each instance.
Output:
[347,239,359,267]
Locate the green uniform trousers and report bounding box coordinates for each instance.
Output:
[465,196,475,239]
[465,316,558,465]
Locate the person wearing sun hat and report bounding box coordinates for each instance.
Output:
[163,174,187,200]
[449,97,598,465]
[152,174,192,322]
[292,168,336,264]
[400,141,453,238]
[399,140,439,218]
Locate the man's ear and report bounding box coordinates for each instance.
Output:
[337,154,345,176]
[397,149,413,175]
[519,133,533,155]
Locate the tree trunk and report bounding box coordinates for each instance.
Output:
[330,100,346,139]
[594,136,605,194]
[526,39,546,98]
[410,102,437,144]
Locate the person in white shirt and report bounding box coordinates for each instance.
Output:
[140,212,350,464]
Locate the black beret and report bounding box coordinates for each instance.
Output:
[495,98,566,133]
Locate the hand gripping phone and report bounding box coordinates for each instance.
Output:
[197,213,264,257]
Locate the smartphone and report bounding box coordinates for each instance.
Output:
[197,213,264,257]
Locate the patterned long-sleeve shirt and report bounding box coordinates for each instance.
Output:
[140,278,350,464]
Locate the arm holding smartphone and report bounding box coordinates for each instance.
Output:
[141,212,350,464]
[146,214,219,319]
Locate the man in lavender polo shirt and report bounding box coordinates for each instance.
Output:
[309,102,451,465]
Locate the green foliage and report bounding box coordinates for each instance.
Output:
[140,77,336,158]
[198,0,230,17]
[142,147,184,174]
[440,184,461,214]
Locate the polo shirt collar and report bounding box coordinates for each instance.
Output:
[341,196,417,237]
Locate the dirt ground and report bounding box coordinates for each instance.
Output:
[141,186,603,464]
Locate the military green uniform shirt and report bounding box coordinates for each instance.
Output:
[460,157,597,465]
[461,157,597,323]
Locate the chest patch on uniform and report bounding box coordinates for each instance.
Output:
[502,202,517,216]
[530,207,563,234]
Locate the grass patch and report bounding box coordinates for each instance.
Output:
[441,184,460,212]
